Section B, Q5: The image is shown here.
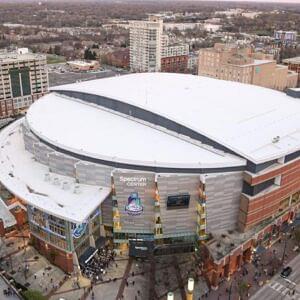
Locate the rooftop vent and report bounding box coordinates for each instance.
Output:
[44,173,50,182]
[73,185,81,194]
[53,177,60,186]
[272,136,280,143]
[62,181,70,190]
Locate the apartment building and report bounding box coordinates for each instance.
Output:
[0,48,48,118]
[198,43,298,91]
[129,16,163,72]
[283,56,300,87]
[129,16,189,73]
[274,30,297,43]
[161,35,189,73]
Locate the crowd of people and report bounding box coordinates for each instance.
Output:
[82,246,116,282]
[2,287,15,297]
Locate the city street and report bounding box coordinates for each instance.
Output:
[251,254,300,300]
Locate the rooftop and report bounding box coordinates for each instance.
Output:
[283,56,300,64]
[26,93,245,169]
[0,51,46,64]
[0,198,16,229]
[0,120,110,223]
[53,73,300,164]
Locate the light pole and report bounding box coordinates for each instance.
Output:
[186,278,194,300]
[281,233,288,265]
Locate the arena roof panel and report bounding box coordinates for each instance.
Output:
[26,93,245,169]
[53,73,300,164]
[0,120,110,223]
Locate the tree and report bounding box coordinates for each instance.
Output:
[47,46,53,54]
[84,48,96,60]
[22,290,47,300]
[54,45,61,56]
[237,280,249,300]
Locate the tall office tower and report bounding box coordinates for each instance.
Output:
[129,15,163,72]
[0,48,48,118]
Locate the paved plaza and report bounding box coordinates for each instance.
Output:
[0,227,299,300]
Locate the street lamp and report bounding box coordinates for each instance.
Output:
[281,232,288,265]
[167,292,174,300]
[186,278,194,300]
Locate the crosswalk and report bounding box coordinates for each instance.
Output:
[269,280,300,299]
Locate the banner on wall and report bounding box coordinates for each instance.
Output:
[125,192,143,216]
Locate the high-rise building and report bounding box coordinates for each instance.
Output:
[129,16,163,72]
[160,35,189,73]
[198,43,298,91]
[129,16,189,73]
[0,48,48,118]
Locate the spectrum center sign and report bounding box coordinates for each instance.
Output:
[119,176,147,187]
[119,175,147,216]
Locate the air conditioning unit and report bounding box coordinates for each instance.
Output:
[272,136,280,143]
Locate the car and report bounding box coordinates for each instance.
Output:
[280,266,292,278]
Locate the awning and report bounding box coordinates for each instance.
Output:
[79,246,98,266]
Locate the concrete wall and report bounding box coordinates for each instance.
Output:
[75,161,112,187]
[205,171,243,232]
[101,197,113,226]
[113,171,156,233]
[33,142,54,165]
[157,174,198,237]
[23,129,38,155]
[48,152,78,177]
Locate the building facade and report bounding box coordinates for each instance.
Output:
[0,48,48,118]
[0,73,299,286]
[283,56,300,87]
[198,43,298,91]
[129,16,189,73]
[129,16,163,72]
[274,30,297,43]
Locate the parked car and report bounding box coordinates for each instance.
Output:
[280,266,292,278]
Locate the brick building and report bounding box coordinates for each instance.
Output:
[106,48,130,69]
[283,56,300,87]
[198,43,298,91]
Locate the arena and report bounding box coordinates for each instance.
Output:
[0,73,299,285]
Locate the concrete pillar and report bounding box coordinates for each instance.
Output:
[89,235,96,248]
[72,251,81,276]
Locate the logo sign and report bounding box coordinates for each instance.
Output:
[125,192,143,216]
[120,176,147,187]
[72,222,87,239]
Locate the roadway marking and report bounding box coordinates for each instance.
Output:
[268,280,300,299]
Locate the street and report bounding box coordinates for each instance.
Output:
[251,253,300,300]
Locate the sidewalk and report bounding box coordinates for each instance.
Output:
[205,231,299,300]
